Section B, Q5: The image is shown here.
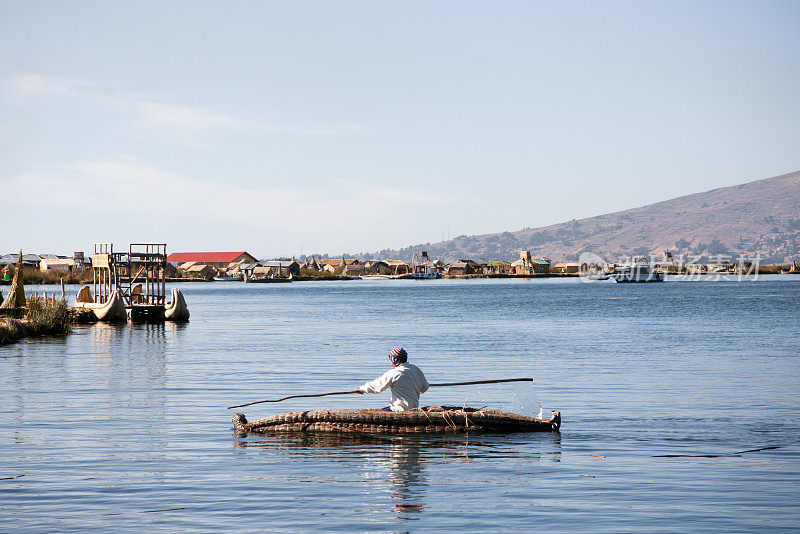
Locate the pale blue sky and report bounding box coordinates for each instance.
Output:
[2,1,798,258]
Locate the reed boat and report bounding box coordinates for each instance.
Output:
[164,287,190,321]
[233,407,561,435]
[73,286,127,322]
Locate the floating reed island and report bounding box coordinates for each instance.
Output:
[233,407,561,435]
[0,296,72,346]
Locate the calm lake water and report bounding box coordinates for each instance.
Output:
[2,277,799,532]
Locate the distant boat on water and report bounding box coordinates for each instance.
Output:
[245,274,293,284]
[410,251,440,279]
[608,257,664,283]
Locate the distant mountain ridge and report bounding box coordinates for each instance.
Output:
[353,170,800,264]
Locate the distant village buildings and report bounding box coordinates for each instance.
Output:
[262,260,301,278]
[39,258,76,272]
[511,251,550,274]
[1,244,785,283]
[0,249,559,281]
[552,262,582,274]
[166,252,257,269]
[0,252,85,272]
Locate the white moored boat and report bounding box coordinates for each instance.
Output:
[609,257,664,283]
[410,251,440,279]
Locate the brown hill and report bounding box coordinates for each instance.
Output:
[357,170,800,264]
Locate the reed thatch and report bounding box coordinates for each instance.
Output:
[0,252,25,310]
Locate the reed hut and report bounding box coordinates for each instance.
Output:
[301,256,321,271]
[185,263,217,279]
[263,260,300,277]
[364,260,391,275]
[343,264,365,277]
[485,260,512,275]
[445,259,481,276]
[251,265,271,278]
[384,260,409,275]
[0,252,25,311]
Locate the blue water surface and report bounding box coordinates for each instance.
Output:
[1,276,799,532]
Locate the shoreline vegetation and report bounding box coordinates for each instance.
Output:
[0,297,72,346]
[3,266,94,285]
[1,256,74,346]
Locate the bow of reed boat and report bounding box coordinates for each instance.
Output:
[73,287,127,322]
[164,287,190,321]
[233,406,561,435]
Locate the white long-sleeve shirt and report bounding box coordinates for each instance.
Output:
[358,363,429,412]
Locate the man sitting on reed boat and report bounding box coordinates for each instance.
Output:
[355,347,429,412]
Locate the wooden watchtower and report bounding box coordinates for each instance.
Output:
[113,243,167,321]
[90,242,169,321]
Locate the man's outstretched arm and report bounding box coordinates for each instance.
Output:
[357,369,397,394]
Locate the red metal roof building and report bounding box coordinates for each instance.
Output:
[167,251,257,268]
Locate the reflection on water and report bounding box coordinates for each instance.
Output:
[234,431,562,516]
[90,321,127,350]
[381,441,424,510]
[90,320,188,351]
[84,320,172,463]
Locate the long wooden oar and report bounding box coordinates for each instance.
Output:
[429,378,532,388]
[226,377,533,409]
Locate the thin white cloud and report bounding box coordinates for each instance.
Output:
[2,73,251,132]
[3,73,94,98]
[361,188,446,204]
[137,101,255,130]
[1,72,370,135]
[274,121,372,136]
[6,156,457,233]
